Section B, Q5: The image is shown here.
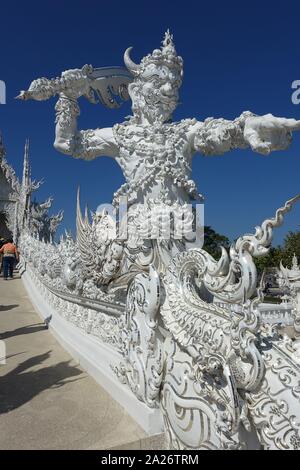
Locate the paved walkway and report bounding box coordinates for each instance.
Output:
[0,274,147,450]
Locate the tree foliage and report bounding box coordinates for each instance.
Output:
[203,226,230,260]
[254,231,300,273]
[203,226,300,272]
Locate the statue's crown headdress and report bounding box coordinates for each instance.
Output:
[124,30,183,78]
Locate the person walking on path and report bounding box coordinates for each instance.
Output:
[0,238,19,280]
[0,237,5,275]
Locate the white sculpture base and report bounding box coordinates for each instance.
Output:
[21,270,164,435]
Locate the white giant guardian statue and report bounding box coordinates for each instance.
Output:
[18,32,300,450]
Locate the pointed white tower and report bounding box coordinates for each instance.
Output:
[0,131,6,158]
[22,138,30,188]
[21,138,32,230]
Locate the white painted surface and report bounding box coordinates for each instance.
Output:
[21,270,164,435]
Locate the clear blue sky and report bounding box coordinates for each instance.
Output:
[1,0,300,245]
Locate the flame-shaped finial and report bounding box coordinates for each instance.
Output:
[162,29,174,47]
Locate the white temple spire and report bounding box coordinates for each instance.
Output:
[0,131,6,158]
[22,138,30,188]
[21,138,32,229]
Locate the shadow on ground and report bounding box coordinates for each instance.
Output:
[0,351,83,414]
[0,305,19,312]
[0,323,47,340]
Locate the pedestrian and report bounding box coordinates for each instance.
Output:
[0,238,19,280]
[0,237,5,275]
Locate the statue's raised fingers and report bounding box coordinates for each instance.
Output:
[274,117,300,131]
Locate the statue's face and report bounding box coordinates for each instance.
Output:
[129,64,182,124]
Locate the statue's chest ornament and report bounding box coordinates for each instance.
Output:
[114,121,193,171]
[112,120,199,205]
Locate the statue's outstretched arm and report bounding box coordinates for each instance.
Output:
[17,65,123,160]
[54,94,118,160]
[190,111,300,156]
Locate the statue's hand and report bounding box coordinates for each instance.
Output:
[16,64,93,102]
[60,65,93,100]
[244,113,300,155]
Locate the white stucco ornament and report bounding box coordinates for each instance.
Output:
[18,31,300,449]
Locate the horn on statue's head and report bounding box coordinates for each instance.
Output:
[124,47,141,77]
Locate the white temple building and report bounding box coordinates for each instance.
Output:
[0,133,21,240]
[0,132,62,243]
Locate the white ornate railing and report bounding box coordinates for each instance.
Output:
[258,302,294,325]
[214,300,295,325]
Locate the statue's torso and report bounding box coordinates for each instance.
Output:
[113,119,199,204]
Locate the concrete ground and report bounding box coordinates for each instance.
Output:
[0,273,148,450]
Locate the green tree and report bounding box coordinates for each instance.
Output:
[202,226,300,271]
[254,231,300,273]
[254,246,284,273]
[282,231,300,266]
[203,226,230,260]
